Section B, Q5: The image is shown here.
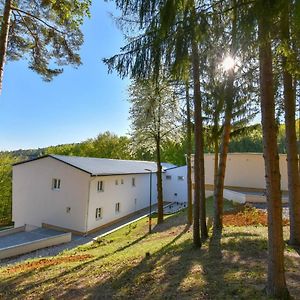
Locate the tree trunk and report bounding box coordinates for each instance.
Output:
[258,8,289,297]
[156,137,164,224]
[213,99,233,232]
[281,0,300,246]
[191,38,207,246]
[186,82,193,225]
[0,0,12,94]
[213,139,219,187]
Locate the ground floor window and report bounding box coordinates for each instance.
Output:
[115,202,120,213]
[95,207,102,220]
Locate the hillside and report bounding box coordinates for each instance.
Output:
[0,203,299,299]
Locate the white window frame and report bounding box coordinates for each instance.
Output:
[95,207,102,220]
[115,202,120,213]
[52,178,61,190]
[97,180,104,192]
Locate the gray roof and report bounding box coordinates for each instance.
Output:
[14,154,176,176]
[51,155,161,175]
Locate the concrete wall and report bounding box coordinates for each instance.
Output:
[87,173,158,231]
[13,157,90,232]
[0,226,25,237]
[0,232,71,260]
[163,166,187,203]
[192,153,288,191]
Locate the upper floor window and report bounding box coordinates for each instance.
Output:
[52,178,61,190]
[121,179,124,184]
[178,176,184,181]
[132,177,136,187]
[115,179,119,185]
[166,175,172,180]
[97,180,104,192]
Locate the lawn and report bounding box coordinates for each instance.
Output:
[0,199,299,299]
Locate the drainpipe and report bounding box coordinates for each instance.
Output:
[85,176,96,235]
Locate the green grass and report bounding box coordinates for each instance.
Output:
[0,199,299,300]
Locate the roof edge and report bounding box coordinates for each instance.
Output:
[13,155,92,175]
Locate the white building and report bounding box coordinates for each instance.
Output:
[163,166,188,203]
[200,153,288,191]
[13,155,170,235]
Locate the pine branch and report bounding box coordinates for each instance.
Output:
[11,6,65,34]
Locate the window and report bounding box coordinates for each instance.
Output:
[115,179,119,185]
[52,178,61,190]
[66,207,71,213]
[95,207,102,220]
[97,180,104,192]
[132,177,135,187]
[121,179,124,184]
[115,202,120,213]
[178,176,184,181]
[166,175,172,180]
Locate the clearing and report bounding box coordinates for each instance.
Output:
[0,199,299,299]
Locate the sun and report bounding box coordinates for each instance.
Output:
[222,56,235,71]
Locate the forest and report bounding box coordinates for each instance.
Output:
[0,122,298,226]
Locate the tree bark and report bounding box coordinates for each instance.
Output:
[281,0,300,246]
[186,82,193,225]
[0,0,12,94]
[192,38,207,246]
[156,137,164,224]
[213,92,233,231]
[258,7,289,297]
[213,139,219,187]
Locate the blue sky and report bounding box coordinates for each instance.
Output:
[0,1,130,151]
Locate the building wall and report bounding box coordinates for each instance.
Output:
[194,153,288,190]
[87,173,158,231]
[12,157,90,232]
[163,166,187,203]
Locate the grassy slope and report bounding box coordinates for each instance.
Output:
[0,199,299,300]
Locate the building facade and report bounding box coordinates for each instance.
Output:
[13,155,160,234]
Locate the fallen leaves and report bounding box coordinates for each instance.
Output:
[223,207,289,227]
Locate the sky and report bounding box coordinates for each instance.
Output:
[0,1,130,151]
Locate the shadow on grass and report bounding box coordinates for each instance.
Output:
[1,225,281,300]
[292,245,300,257]
[78,229,268,299]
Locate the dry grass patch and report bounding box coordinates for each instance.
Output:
[4,254,94,274]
